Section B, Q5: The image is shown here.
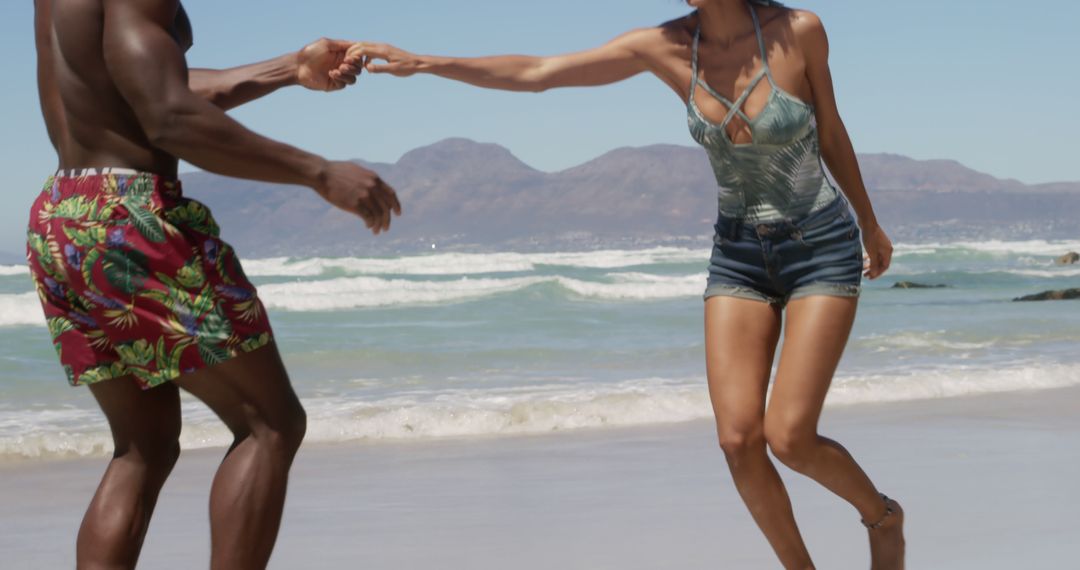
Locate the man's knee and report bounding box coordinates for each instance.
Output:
[116,437,181,476]
[255,401,307,457]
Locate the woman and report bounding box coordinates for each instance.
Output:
[351,1,902,567]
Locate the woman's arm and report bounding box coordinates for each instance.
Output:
[351,29,656,92]
[190,38,363,110]
[798,12,893,279]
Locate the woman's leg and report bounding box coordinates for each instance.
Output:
[173,343,307,570]
[705,296,814,570]
[79,377,183,570]
[764,295,905,570]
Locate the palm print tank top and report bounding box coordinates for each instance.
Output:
[687,3,839,222]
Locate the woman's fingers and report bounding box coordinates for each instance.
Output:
[866,248,891,280]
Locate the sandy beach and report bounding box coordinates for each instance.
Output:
[2,385,1078,569]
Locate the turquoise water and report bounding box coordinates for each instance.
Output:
[1,241,1078,460]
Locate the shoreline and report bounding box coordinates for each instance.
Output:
[2,385,1079,569]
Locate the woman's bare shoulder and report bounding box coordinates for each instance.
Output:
[646,14,697,50]
[775,7,827,38]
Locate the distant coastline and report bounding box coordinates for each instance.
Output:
[106,138,1080,256]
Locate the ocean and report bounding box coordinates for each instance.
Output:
[1,240,1078,461]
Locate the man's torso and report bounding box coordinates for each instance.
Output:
[36,0,190,176]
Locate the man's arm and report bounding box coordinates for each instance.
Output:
[190,38,362,110]
[34,0,67,150]
[101,0,399,232]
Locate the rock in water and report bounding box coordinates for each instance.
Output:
[1056,252,1079,265]
[1013,289,1080,302]
[892,281,948,289]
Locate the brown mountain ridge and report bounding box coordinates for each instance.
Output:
[179,138,1079,256]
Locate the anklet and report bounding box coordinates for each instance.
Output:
[861,494,895,530]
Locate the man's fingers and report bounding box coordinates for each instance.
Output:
[383,183,402,215]
[370,179,401,218]
[379,206,391,233]
[322,38,356,53]
[376,193,392,232]
[338,61,364,76]
[374,183,396,232]
[356,202,378,228]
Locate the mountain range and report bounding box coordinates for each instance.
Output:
[174,138,1079,256]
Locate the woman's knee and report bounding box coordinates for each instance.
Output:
[763,420,817,471]
[716,423,766,460]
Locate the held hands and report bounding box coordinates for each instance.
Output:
[296,38,368,91]
[316,161,402,235]
[346,43,422,77]
[861,224,894,280]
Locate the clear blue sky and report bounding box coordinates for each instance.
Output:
[2,0,1077,252]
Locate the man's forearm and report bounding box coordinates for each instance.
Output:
[189,52,298,110]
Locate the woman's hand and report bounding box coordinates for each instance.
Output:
[861,223,893,280]
[348,43,422,77]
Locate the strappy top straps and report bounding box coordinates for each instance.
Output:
[748,4,773,82]
[690,2,774,94]
[690,26,706,98]
[692,26,742,110]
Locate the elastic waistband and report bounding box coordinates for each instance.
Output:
[46,168,182,200]
[55,167,144,178]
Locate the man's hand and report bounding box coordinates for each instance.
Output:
[315,161,402,235]
[297,38,365,92]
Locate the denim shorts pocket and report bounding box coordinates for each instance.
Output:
[796,215,850,248]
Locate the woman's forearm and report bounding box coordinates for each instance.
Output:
[359,31,650,93]
[415,55,550,92]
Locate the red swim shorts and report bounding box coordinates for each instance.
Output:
[26,168,273,389]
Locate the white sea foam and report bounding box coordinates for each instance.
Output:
[556,273,704,300]
[1006,267,1080,278]
[894,240,1080,257]
[259,273,706,311]
[243,248,706,278]
[826,362,1080,405]
[884,266,1080,279]
[259,276,548,311]
[0,293,44,327]
[855,331,997,353]
[0,272,705,325]
[4,362,1079,461]
[0,265,28,277]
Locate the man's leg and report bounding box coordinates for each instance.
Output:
[173,343,306,570]
[78,377,182,570]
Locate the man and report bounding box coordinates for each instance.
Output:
[30,1,399,568]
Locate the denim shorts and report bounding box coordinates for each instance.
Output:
[704,196,863,307]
